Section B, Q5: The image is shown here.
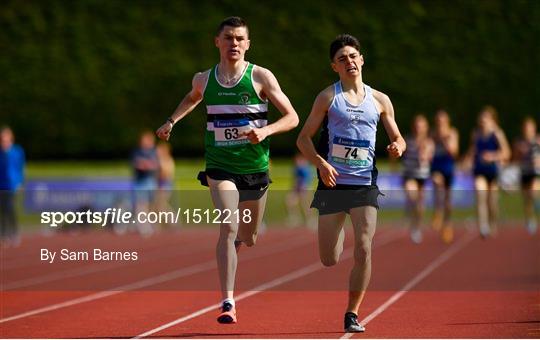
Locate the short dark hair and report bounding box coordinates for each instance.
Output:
[217,16,249,36]
[329,34,360,60]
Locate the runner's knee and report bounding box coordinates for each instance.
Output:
[219,222,238,239]
[354,237,372,264]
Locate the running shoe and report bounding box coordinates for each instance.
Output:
[526,219,538,235]
[344,312,365,332]
[217,301,237,324]
[441,224,454,244]
[479,224,491,239]
[410,229,423,244]
[431,211,443,231]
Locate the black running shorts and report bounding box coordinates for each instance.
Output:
[198,168,270,202]
[311,182,381,215]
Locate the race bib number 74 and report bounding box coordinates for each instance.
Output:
[214,119,251,146]
[331,136,370,167]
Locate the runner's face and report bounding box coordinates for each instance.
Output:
[523,120,536,139]
[435,111,449,128]
[414,117,429,136]
[215,26,250,61]
[140,133,155,149]
[331,46,363,77]
[478,111,494,131]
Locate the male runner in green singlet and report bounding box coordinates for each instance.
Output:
[156,16,298,324]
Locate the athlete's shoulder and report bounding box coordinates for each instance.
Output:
[320,84,335,99]
[494,127,507,138]
[371,87,390,104]
[12,144,25,157]
[314,84,335,109]
[192,69,212,93]
[12,143,24,151]
[194,69,212,82]
[251,63,266,73]
[251,64,276,83]
[370,87,392,114]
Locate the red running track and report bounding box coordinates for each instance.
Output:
[0,225,538,338]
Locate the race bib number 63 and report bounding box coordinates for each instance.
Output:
[331,136,370,167]
[214,119,251,146]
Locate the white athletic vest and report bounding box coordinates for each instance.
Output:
[318,82,380,185]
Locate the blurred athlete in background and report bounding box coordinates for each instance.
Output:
[465,106,510,238]
[430,109,459,243]
[512,116,540,234]
[402,114,434,244]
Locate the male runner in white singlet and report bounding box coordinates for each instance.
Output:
[297,34,406,333]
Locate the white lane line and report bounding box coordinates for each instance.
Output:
[340,231,476,339]
[0,233,315,324]
[133,231,404,339]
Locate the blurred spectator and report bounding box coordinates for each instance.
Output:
[0,126,25,247]
[131,130,159,236]
[155,141,176,228]
[512,117,540,234]
[285,153,315,228]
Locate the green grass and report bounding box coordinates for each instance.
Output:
[26,161,132,178]
[26,158,397,189]
[26,159,295,189]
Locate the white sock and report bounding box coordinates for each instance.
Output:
[222,298,235,307]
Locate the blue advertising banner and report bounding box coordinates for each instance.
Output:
[377,171,474,208]
[24,178,132,212]
[23,172,475,212]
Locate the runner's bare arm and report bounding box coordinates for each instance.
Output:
[156,71,208,141]
[243,66,299,144]
[447,128,460,158]
[421,138,435,163]
[494,128,511,163]
[372,90,406,158]
[296,86,339,187]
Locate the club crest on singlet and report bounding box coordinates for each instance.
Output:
[238,92,251,105]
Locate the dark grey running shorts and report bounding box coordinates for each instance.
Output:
[311,182,381,215]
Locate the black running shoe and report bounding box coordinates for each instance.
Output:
[344,312,365,332]
[217,301,237,324]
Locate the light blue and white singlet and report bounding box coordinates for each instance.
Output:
[317,82,380,186]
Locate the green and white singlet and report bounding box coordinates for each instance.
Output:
[203,62,269,174]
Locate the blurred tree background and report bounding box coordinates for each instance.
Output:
[1,0,538,159]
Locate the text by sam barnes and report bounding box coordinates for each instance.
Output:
[41,248,138,263]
